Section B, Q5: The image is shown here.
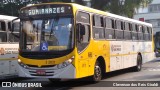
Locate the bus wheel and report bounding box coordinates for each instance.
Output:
[48,78,61,83]
[91,61,102,82]
[134,54,142,72]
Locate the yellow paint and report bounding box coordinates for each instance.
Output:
[0,58,17,61]
[18,50,75,67]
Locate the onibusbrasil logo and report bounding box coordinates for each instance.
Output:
[2,82,42,87]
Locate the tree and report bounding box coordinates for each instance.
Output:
[91,0,109,10]
[0,0,43,16]
[91,0,153,18]
[74,0,84,5]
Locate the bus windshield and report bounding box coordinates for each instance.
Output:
[20,17,74,52]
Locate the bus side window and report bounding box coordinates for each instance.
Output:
[121,21,124,30]
[142,26,145,40]
[112,19,115,29]
[115,20,123,40]
[135,24,138,32]
[0,21,6,31]
[92,15,104,39]
[0,33,7,43]
[132,24,138,40]
[105,17,115,39]
[129,23,132,40]
[147,27,150,41]
[138,25,143,41]
[8,22,11,31]
[149,27,152,41]
[124,22,127,40]
[8,22,20,43]
[129,23,132,31]
[100,17,104,27]
[0,21,7,42]
[116,20,121,30]
[143,26,148,41]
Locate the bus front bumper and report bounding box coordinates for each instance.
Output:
[18,64,76,79]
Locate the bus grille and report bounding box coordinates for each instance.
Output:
[26,64,56,68]
[26,64,56,76]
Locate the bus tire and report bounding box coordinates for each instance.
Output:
[134,54,142,72]
[48,78,61,83]
[90,60,102,82]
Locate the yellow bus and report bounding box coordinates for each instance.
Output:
[14,3,155,82]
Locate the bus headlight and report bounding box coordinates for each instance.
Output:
[18,59,29,69]
[18,59,21,63]
[57,56,74,69]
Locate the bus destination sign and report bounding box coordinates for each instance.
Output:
[20,4,72,17]
[28,7,65,15]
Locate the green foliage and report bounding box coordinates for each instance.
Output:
[91,0,109,10]
[91,0,153,18]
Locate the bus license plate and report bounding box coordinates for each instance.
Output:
[36,70,46,75]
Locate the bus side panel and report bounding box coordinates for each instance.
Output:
[124,41,137,68]
[77,40,111,78]
[109,41,123,71]
[0,44,19,78]
[104,41,110,73]
[96,41,110,73]
[78,59,89,78]
[141,41,154,63]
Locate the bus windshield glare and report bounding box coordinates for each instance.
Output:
[20,17,74,52]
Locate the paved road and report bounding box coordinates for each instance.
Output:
[1,58,160,90]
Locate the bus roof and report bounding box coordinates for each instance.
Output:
[71,3,152,27]
[0,15,19,21]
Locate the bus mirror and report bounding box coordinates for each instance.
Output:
[76,23,81,43]
[76,23,85,43]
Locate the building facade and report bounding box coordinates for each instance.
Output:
[134,0,160,57]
